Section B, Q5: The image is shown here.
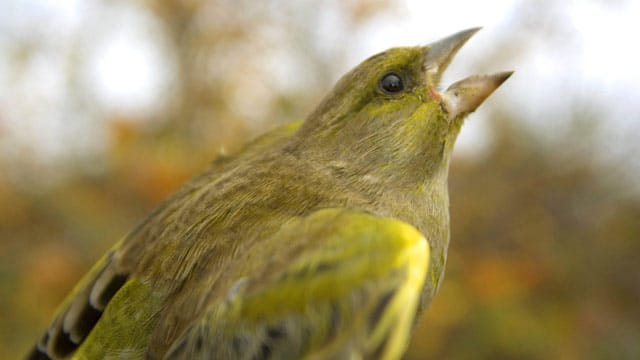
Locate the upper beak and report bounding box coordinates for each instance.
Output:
[423,27,481,84]
[422,28,513,119]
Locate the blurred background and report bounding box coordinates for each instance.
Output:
[1,0,639,358]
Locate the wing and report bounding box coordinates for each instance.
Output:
[164,208,429,360]
[26,241,138,360]
[26,121,303,360]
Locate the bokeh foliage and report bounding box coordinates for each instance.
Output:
[1,1,638,359]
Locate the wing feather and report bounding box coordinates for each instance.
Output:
[165,208,429,360]
[27,244,129,360]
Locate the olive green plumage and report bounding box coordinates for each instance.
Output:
[28,28,511,359]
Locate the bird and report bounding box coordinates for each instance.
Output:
[28,28,511,359]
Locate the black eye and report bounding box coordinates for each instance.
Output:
[379,73,404,94]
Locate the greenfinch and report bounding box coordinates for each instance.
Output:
[28,28,511,359]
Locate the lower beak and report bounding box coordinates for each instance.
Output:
[441,72,513,120]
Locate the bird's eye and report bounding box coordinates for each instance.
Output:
[379,73,404,94]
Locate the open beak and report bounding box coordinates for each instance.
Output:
[422,28,513,120]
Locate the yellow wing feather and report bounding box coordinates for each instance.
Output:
[166,208,429,360]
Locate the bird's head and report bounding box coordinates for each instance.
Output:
[293,28,512,187]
